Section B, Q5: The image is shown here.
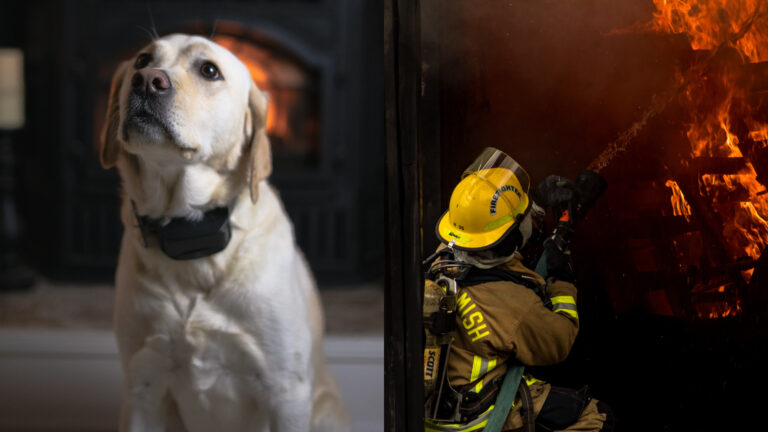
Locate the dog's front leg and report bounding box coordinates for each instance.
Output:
[123,334,174,432]
[268,379,312,432]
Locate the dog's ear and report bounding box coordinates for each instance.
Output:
[246,82,272,203]
[100,61,130,169]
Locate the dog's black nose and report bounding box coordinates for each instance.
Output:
[131,69,172,95]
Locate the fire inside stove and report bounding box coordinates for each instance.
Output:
[212,33,320,169]
[646,0,768,318]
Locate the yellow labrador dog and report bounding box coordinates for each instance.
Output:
[99,34,348,432]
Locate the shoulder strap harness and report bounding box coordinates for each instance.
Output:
[423,249,546,432]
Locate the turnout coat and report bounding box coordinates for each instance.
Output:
[427,254,605,431]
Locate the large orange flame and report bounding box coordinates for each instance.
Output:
[655,0,768,259]
[652,0,768,318]
[652,0,768,62]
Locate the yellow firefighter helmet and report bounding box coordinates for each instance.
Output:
[436,147,531,251]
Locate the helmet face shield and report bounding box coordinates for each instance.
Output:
[437,147,532,251]
[462,147,531,196]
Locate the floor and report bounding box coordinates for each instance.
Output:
[0,281,384,432]
[0,280,385,334]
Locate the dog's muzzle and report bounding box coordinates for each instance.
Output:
[123,68,175,141]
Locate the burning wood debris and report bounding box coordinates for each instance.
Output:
[595,0,768,319]
[655,0,768,318]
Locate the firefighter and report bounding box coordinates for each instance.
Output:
[424,148,614,432]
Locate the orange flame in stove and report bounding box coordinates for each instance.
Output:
[213,36,278,135]
[212,35,311,152]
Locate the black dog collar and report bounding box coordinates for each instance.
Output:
[132,201,232,260]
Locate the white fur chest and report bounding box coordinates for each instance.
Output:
[113,185,315,431]
[126,280,273,431]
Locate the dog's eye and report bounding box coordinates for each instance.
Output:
[200,62,221,80]
[134,53,152,69]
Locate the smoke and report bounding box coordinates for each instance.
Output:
[420,0,674,186]
[588,0,768,173]
[422,1,768,183]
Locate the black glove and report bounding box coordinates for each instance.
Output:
[543,238,574,283]
[533,175,577,214]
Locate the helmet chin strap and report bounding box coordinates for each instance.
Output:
[517,209,533,248]
[454,207,541,269]
[454,249,519,269]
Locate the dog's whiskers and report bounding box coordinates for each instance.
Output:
[210,19,219,40]
[137,25,157,43]
[147,4,160,40]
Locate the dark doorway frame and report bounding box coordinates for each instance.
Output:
[383,0,443,429]
[383,0,423,430]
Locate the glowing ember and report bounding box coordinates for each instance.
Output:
[665,179,693,221]
[691,281,744,318]
[693,293,743,318]
[695,299,743,318]
[742,268,755,282]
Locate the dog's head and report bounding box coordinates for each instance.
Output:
[100,34,271,203]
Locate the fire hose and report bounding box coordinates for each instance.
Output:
[484,169,607,432]
[423,168,607,431]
